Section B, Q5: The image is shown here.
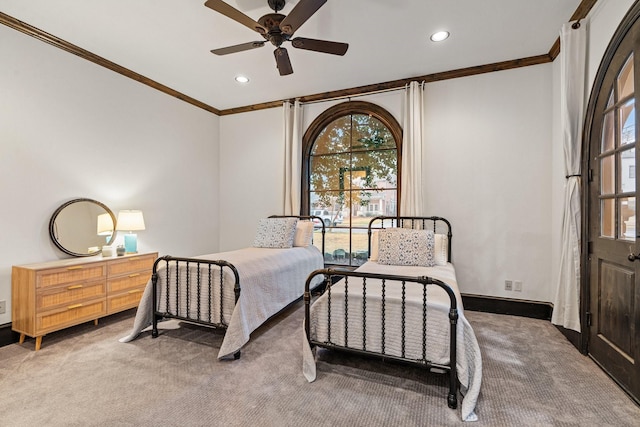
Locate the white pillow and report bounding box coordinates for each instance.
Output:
[434,233,449,266]
[377,228,435,267]
[293,221,314,247]
[370,230,380,261]
[253,218,298,248]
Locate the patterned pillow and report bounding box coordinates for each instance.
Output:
[377,228,435,267]
[369,228,402,261]
[253,218,298,248]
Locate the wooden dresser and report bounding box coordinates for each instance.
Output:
[11,252,157,350]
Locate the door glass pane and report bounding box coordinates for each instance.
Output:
[617,54,634,100]
[601,154,615,194]
[620,148,636,193]
[601,198,615,237]
[620,197,636,241]
[602,111,615,152]
[620,100,635,145]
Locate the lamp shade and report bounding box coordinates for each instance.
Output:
[115,210,145,231]
[97,213,114,236]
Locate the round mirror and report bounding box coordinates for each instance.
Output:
[49,198,117,257]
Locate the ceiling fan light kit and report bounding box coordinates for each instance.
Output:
[205,0,349,76]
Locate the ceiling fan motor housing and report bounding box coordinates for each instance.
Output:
[258,13,289,47]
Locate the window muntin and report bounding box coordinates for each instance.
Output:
[599,53,637,241]
[304,102,401,266]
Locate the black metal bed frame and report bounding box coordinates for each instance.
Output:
[150,215,325,359]
[367,215,453,263]
[304,215,459,409]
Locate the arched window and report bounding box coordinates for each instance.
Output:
[302,101,402,266]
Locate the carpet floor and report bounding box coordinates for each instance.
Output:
[0,303,638,426]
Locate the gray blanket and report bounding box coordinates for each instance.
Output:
[121,246,324,358]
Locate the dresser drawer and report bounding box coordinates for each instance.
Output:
[107,272,150,293]
[108,254,155,276]
[107,288,145,313]
[37,279,106,311]
[37,299,106,333]
[37,263,106,289]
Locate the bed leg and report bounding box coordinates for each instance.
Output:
[233,350,241,360]
[448,392,457,409]
[152,313,159,338]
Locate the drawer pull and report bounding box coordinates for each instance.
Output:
[128,273,141,278]
[67,303,83,310]
[67,266,83,270]
[67,284,84,290]
[128,289,143,294]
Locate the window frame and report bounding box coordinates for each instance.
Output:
[301,100,403,266]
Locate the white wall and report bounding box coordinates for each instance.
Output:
[2,0,631,327]
[0,25,220,325]
[219,107,284,250]
[218,0,638,305]
[424,65,553,302]
[586,0,637,90]
[219,64,555,302]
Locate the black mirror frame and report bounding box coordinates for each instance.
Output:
[49,198,117,257]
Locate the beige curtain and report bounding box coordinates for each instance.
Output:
[283,100,303,215]
[552,21,586,332]
[400,81,425,216]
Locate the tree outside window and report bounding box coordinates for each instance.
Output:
[302,101,402,266]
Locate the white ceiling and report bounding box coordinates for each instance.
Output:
[0,0,582,111]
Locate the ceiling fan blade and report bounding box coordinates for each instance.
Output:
[211,41,266,55]
[204,0,267,34]
[274,47,293,76]
[279,0,327,35]
[291,37,348,55]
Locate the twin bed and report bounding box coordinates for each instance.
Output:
[303,216,482,421]
[120,215,481,421]
[120,215,325,359]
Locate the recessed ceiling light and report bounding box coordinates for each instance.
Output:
[430,31,450,42]
[235,75,249,83]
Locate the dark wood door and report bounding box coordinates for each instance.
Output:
[588,19,640,403]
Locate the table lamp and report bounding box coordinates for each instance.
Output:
[115,210,145,253]
[97,213,114,238]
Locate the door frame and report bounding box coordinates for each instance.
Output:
[581,0,640,355]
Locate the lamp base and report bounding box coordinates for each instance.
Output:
[124,233,138,254]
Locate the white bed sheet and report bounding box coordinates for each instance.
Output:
[302,261,482,422]
[121,246,324,358]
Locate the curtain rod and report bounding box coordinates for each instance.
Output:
[297,83,420,107]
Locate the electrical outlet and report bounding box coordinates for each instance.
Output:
[0,300,6,314]
[505,280,513,291]
[514,281,522,292]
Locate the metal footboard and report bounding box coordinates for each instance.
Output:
[151,256,241,354]
[304,268,459,410]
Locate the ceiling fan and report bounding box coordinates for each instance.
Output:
[205,0,348,76]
